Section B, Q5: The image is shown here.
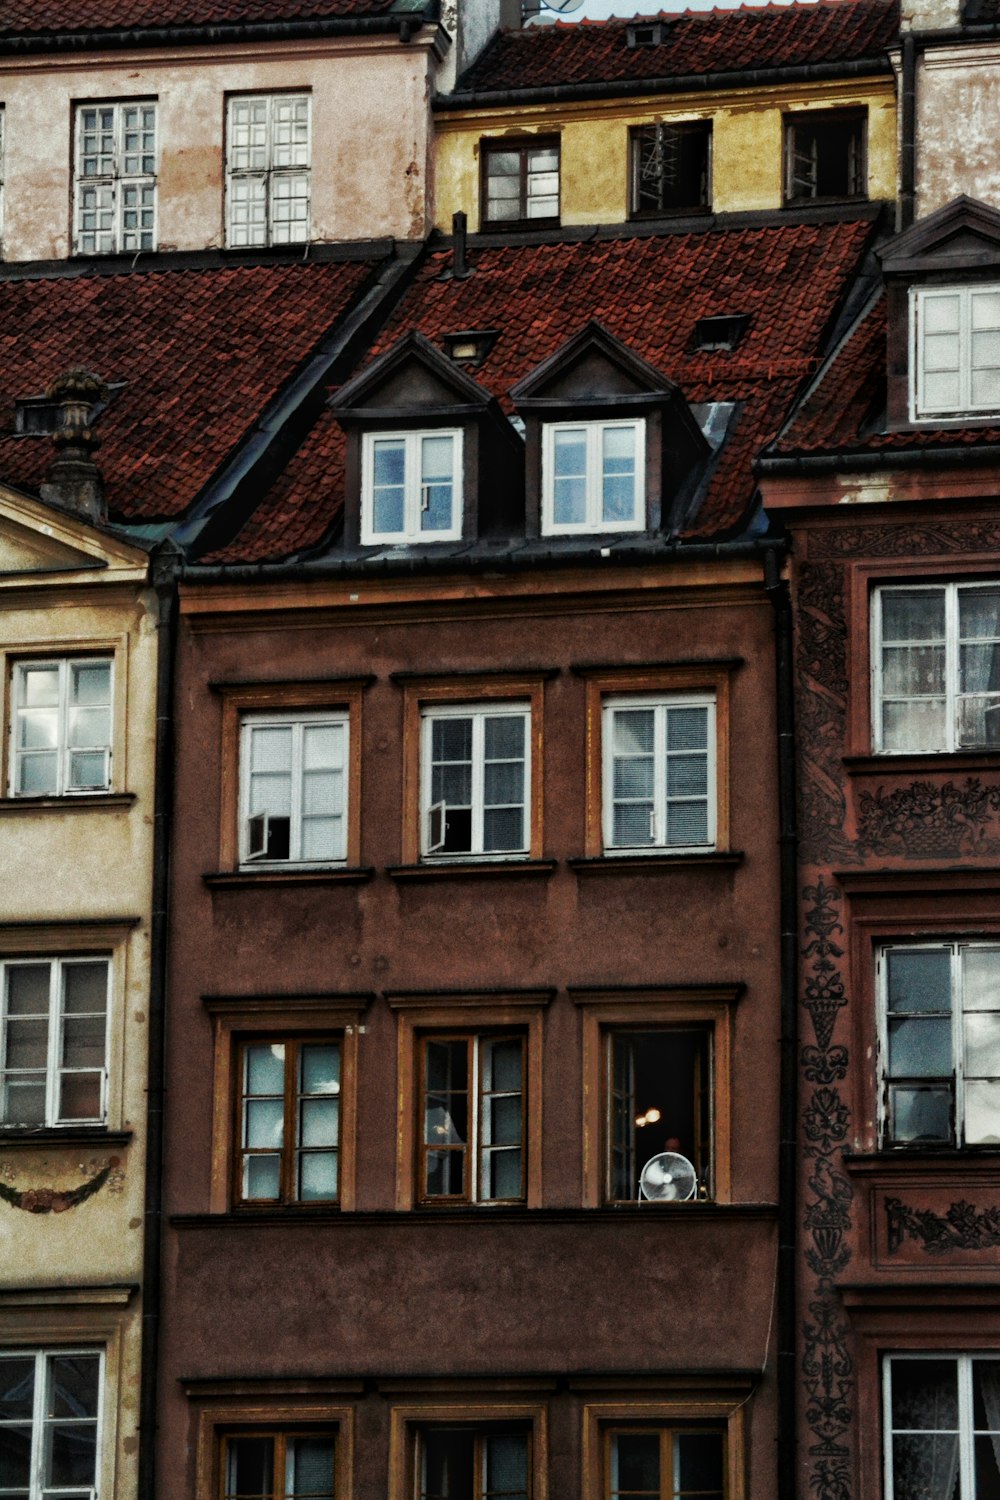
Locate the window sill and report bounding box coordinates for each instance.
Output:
[387,860,557,881]
[0,1127,132,1150]
[171,1202,777,1228]
[0,793,134,814]
[845,751,1000,775]
[844,1148,1000,1176]
[569,852,743,875]
[204,868,374,889]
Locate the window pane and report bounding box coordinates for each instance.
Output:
[421,435,455,535]
[892,1434,960,1499]
[6,965,50,1015]
[882,644,946,697]
[422,1429,473,1498]
[677,1432,725,1495]
[243,1154,280,1200]
[483,806,524,852]
[59,1072,102,1120]
[892,1358,959,1427]
[484,1037,522,1093]
[299,1151,338,1201]
[964,1013,1000,1076]
[485,1434,528,1497]
[667,754,708,799]
[299,1096,338,1148]
[889,1084,952,1143]
[965,1080,1000,1145]
[247,1042,285,1095]
[18,708,58,749]
[612,1432,659,1492]
[16,751,58,795]
[665,802,709,847]
[882,589,946,642]
[972,1361,1000,1427]
[613,709,655,756]
[250,725,292,774]
[602,426,637,523]
[887,949,951,1013]
[552,428,587,526]
[70,662,111,707]
[964,949,1000,1010]
[484,716,524,760]
[484,1147,522,1201]
[226,1436,274,1499]
[21,666,59,707]
[48,1423,98,1485]
[0,1358,35,1420]
[245,1098,284,1148]
[63,962,107,1015]
[5,1017,48,1068]
[667,707,708,751]
[882,698,947,752]
[0,1423,31,1485]
[301,1045,340,1096]
[372,439,406,535]
[287,1436,335,1498]
[62,1015,105,1069]
[888,1016,952,1077]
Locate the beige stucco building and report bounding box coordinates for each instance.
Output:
[0,478,158,1500]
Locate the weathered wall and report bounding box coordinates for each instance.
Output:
[0,35,438,262]
[915,47,1000,216]
[434,78,897,231]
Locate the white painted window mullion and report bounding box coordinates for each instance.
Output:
[586,424,601,528]
[946,581,959,752]
[289,721,304,862]
[653,704,666,846]
[46,960,62,1129]
[471,1036,481,1201]
[471,712,486,855]
[954,943,965,1148]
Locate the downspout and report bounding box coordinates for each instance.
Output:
[764,546,799,1500]
[138,539,180,1500]
[900,32,917,231]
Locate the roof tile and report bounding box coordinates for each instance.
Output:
[449,0,897,97]
[0,0,414,38]
[211,217,875,562]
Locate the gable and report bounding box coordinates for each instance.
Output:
[332,331,493,422]
[0,487,148,580]
[880,196,1000,277]
[511,321,678,409]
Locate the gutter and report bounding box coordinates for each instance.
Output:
[435,55,894,111]
[0,12,436,56]
[763,547,799,1500]
[181,535,788,584]
[900,33,917,230]
[137,539,181,1500]
[758,441,1000,475]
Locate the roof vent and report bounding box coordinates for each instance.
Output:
[443,330,500,367]
[16,381,124,436]
[691,314,751,352]
[626,20,668,47]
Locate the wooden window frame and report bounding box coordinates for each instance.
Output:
[401,676,547,867]
[234,1034,344,1209]
[415,1030,527,1207]
[388,1398,548,1500]
[480,136,560,230]
[582,1394,747,1500]
[225,91,311,250]
[581,666,732,860]
[2,639,127,800]
[628,120,712,220]
[388,992,550,1211]
[192,1396,356,1500]
[575,989,738,1207]
[204,995,366,1214]
[602,1423,727,1500]
[218,681,366,874]
[910,283,1000,421]
[540,419,646,536]
[360,429,464,545]
[782,108,867,207]
[72,99,158,256]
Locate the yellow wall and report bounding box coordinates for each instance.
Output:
[0,34,439,260]
[0,497,156,1500]
[434,77,897,231]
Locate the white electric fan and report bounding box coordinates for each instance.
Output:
[638,1151,698,1202]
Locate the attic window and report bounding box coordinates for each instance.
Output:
[691,315,751,353]
[443,330,500,368]
[15,383,125,436]
[627,20,667,46]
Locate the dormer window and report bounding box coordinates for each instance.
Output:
[911,285,1000,420]
[361,430,463,545]
[542,419,645,535]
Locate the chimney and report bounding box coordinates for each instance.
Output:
[39,368,108,524]
[452,211,470,279]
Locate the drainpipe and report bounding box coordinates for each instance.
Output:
[764,546,799,1500]
[138,538,181,1500]
[900,33,917,231]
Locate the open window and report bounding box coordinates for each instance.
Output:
[605,1027,712,1203]
[481,138,559,228]
[421,701,531,861]
[630,122,711,219]
[783,110,866,205]
[240,711,349,868]
[417,1031,526,1205]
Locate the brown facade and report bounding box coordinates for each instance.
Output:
[159,558,784,1496]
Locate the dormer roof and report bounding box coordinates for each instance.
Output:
[879,195,1000,277]
[330,330,497,422]
[510,319,682,412]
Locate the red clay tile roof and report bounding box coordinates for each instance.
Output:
[773,292,1000,455]
[211,216,876,562]
[447,0,898,99]
[0,257,378,522]
[0,0,421,39]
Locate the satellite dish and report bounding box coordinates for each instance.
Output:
[541,0,586,13]
[639,1151,698,1203]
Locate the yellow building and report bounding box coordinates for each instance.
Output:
[0,418,159,1500]
[435,0,898,231]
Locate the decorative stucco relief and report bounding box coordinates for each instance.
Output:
[856,779,1000,858]
[887,1197,1000,1255]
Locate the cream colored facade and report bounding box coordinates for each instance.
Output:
[0,32,444,261]
[434,76,897,231]
[907,44,1000,216]
[0,488,157,1500]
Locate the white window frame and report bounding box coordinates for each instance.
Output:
[877,940,1000,1149]
[238,710,349,869]
[541,419,646,536]
[225,92,311,249]
[872,581,1000,754]
[911,283,1000,420]
[0,1347,104,1500]
[361,429,463,545]
[420,701,531,861]
[883,1352,1000,1500]
[73,100,157,256]
[9,657,114,798]
[0,956,110,1128]
[0,107,6,251]
[601,692,717,855]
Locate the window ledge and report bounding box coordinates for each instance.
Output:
[203,867,374,889]
[845,752,1000,776]
[843,1149,1000,1178]
[387,860,557,881]
[171,1202,777,1228]
[0,793,134,814]
[569,852,743,874]
[0,1127,132,1150]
